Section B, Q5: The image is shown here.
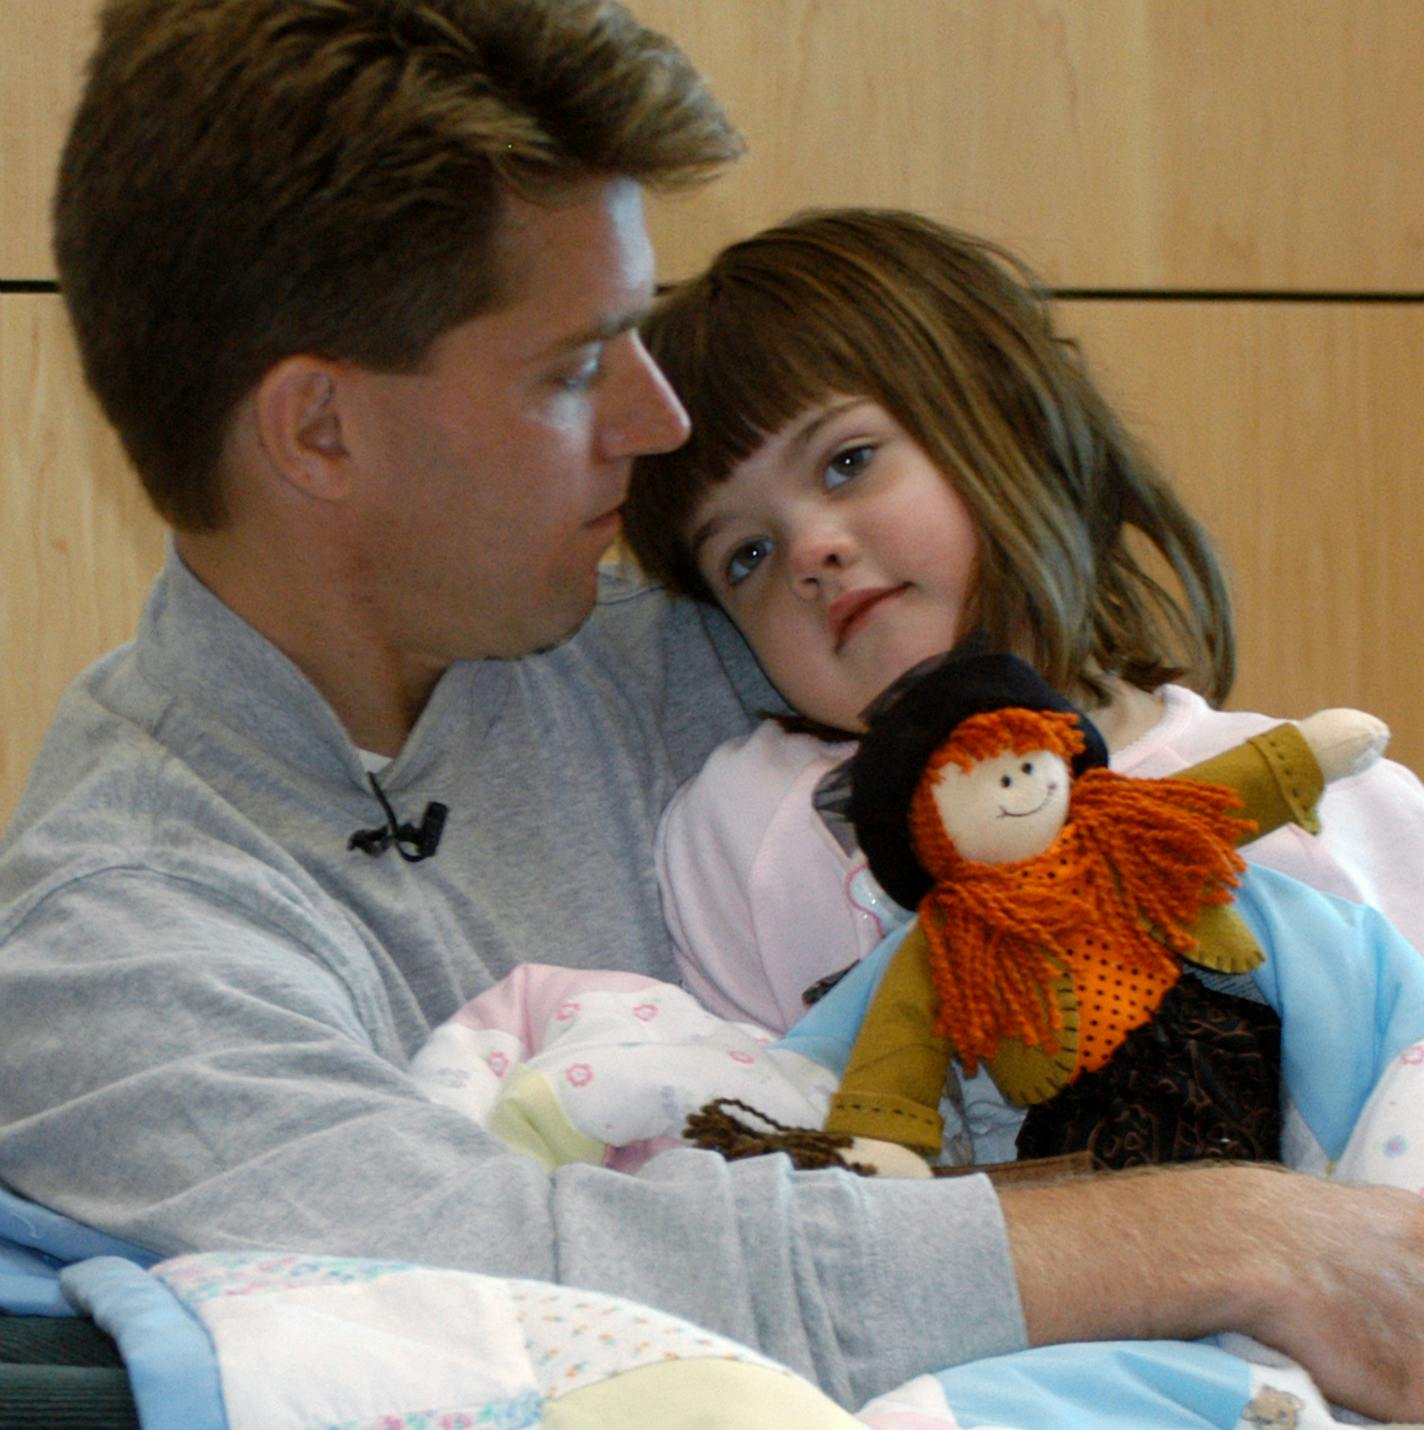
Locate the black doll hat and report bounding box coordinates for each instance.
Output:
[846,638,1109,910]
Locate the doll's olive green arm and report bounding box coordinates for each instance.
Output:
[823,922,950,1156]
[1177,722,1323,841]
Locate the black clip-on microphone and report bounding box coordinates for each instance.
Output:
[348,771,448,863]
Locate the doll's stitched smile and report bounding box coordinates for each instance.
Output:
[998,783,1058,818]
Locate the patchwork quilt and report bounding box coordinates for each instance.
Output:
[4,865,1423,1429]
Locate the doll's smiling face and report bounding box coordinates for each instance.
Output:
[930,746,1070,864]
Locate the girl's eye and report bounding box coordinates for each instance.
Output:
[725,538,773,587]
[823,444,874,491]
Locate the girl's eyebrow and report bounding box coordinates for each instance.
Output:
[686,399,873,567]
[688,509,731,568]
[786,396,869,458]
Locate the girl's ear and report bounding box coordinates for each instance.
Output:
[251,356,352,503]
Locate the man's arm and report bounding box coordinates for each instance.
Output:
[10,870,1424,1419]
[0,864,1023,1410]
[1002,1162,1424,1422]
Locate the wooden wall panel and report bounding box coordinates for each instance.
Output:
[0,0,96,277]
[641,0,1424,289]
[1062,300,1424,771]
[5,1,1422,289]
[0,298,166,824]
[1,0,1420,819]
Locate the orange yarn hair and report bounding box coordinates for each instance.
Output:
[925,707,1086,775]
[907,709,1257,1072]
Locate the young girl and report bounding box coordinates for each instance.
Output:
[621,207,1424,1036]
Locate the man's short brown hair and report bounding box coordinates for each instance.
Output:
[54,0,741,530]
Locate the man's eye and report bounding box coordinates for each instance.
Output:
[557,350,604,391]
[823,444,874,490]
[725,538,772,586]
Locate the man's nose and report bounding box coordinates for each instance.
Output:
[598,333,691,462]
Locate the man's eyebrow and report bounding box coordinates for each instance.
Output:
[537,307,649,359]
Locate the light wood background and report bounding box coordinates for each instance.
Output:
[2,0,1421,826]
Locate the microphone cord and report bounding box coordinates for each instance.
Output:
[348,771,448,863]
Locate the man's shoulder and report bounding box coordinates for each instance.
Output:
[583,564,726,669]
[1,651,337,935]
[511,565,774,785]
[4,642,152,838]
[4,692,289,903]
[589,563,773,688]
[0,691,390,1038]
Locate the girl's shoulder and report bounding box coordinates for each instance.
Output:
[680,720,856,806]
[658,721,857,876]
[1112,684,1284,777]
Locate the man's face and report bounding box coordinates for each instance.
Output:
[336,179,689,668]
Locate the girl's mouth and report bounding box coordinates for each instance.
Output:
[829,585,908,650]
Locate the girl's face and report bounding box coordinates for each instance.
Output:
[689,395,980,731]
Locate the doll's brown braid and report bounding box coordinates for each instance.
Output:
[683,1098,880,1174]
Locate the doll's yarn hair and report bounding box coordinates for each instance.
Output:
[925,707,1085,775]
[847,646,1108,911]
[910,757,1255,1068]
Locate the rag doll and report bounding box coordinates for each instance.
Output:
[687,647,1389,1178]
[819,647,1388,1176]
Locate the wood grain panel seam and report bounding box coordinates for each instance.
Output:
[1055,289,1424,304]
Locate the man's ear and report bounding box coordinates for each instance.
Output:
[251,356,352,503]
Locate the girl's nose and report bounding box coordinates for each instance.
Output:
[788,520,854,596]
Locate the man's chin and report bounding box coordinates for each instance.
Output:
[505,589,598,660]
[526,628,580,658]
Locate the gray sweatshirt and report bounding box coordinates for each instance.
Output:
[0,549,1023,1408]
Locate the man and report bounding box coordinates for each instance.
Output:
[1,0,1421,1418]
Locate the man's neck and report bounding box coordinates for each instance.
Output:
[174,529,441,757]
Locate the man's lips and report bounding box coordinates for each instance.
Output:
[828,585,907,650]
[585,507,623,537]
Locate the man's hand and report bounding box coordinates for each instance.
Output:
[998,1163,1424,1422]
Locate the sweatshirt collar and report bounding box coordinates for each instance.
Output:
[135,545,509,791]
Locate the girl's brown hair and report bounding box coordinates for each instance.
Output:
[622,208,1234,704]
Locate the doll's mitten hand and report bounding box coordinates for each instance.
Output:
[1298,708,1390,782]
[845,1137,933,1178]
